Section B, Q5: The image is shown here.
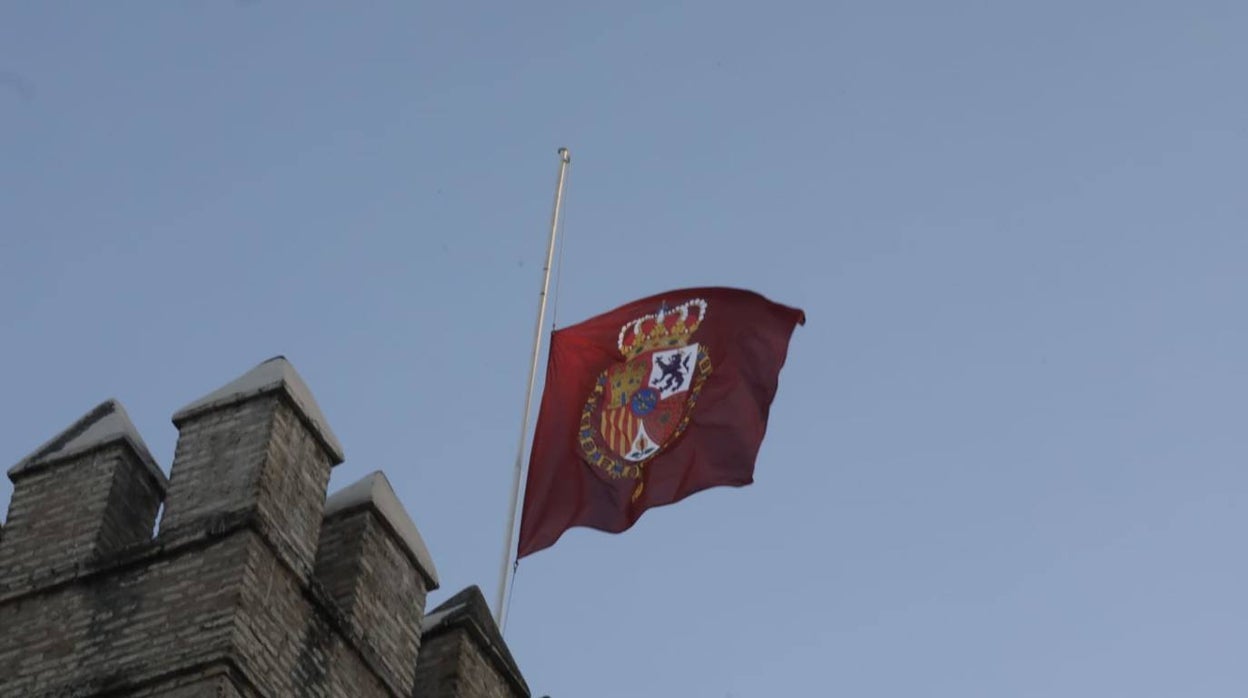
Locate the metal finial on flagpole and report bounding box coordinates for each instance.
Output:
[495,147,572,629]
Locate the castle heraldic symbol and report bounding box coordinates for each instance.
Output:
[577,298,713,494]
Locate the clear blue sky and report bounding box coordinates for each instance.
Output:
[2,3,1246,696]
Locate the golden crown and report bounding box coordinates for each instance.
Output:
[617,299,707,358]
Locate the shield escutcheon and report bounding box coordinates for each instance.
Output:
[577,299,713,486]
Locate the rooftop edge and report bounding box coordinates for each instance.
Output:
[172,356,345,465]
[9,399,166,489]
[324,470,439,589]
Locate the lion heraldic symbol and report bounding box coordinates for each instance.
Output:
[652,352,691,393]
[577,298,714,498]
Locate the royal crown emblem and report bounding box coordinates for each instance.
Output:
[578,299,713,494]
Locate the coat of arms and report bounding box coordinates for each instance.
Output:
[578,299,713,494]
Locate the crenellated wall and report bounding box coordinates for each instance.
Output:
[0,399,166,591]
[413,587,530,698]
[0,357,529,698]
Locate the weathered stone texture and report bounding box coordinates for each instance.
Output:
[314,509,428,693]
[231,528,391,697]
[119,662,250,696]
[454,630,520,698]
[0,535,247,697]
[412,630,462,697]
[0,454,111,585]
[161,397,277,531]
[98,448,165,559]
[0,515,412,698]
[163,397,333,581]
[414,631,519,698]
[0,443,162,591]
[252,399,334,577]
[0,359,531,697]
[413,587,529,698]
[311,511,363,610]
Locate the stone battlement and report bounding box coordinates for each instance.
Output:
[0,358,529,698]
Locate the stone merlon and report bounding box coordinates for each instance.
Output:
[2,398,166,588]
[173,355,345,465]
[324,470,440,589]
[8,398,165,489]
[415,586,531,698]
[0,357,529,697]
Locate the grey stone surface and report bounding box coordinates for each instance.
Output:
[173,356,344,464]
[324,470,439,589]
[8,398,165,490]
[414,586,530,698]
[1,440,163,589]
[161,395,333,580]
[313,507,428,694]
[0,358,531,698]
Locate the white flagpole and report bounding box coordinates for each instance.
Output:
[495,147,572,628]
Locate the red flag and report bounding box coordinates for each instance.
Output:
[518,287,805,558]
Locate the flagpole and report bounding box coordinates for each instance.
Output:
[495,147,572,628]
